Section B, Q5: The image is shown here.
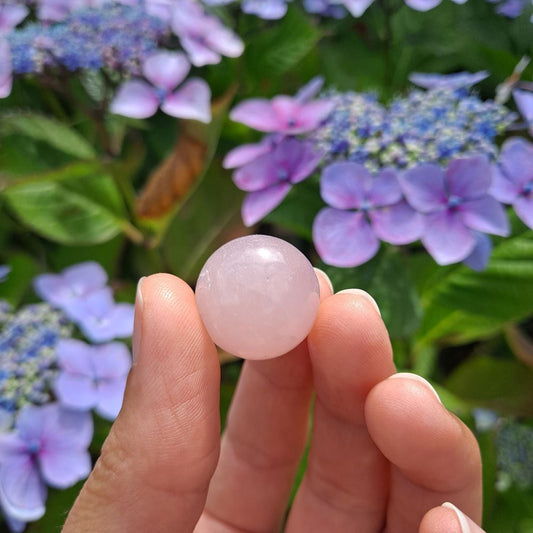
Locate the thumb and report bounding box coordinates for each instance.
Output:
[420,503,486,533]
[63,274,221,532]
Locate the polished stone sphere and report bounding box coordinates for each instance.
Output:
[195,235,320,360]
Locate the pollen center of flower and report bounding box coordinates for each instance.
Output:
[277,169,289,182]
[522,181,533,196]
[287,118,296,128]
[448,195,463,209]
[28,440,41,455]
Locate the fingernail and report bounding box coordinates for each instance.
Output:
[388,372,442,405]
[314,268,334,294]
[442,502,484,533]
[336,288,381,316]
[132,277,145,366]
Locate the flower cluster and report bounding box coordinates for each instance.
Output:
[0,261,134,531]
[227,74,531,269]
[0,304,72,414]
[1,0,244,123]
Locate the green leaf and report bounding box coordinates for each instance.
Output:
[4,174,128,245]
[419,230,533,345]
[445,356,533,417]
[0,253,38,307]
[321,248,421,338]
[0,112,97,160]
[244,7,320,80]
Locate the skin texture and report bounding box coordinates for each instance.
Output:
[63,272,484,533]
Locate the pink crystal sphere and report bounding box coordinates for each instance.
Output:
[195,235,320,360]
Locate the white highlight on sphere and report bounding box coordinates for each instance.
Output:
[195,235,320,360]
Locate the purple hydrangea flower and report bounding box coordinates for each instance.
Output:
[230,94,335,135]
[493,0,527,17]
[0,4,28,34]
[172,0,244,67]
[110,50,211,122]
[404,0,467,11]
[513,88,533,137]
[65,288,134,343]
[241,0,290,18]
[400,155,510,265]
[233,138,322,226]
[463,231,492,271]
[0,404,92,523]
[313,162,423,266]
[54,339,131,420]
[409,70,489,90]
[490,137,533,229]
[34,261,108,314]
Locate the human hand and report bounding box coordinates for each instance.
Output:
[63,273,484,532]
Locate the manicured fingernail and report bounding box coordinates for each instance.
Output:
[336,288,381,316]
[132,277,145,366]
[314,268,334,294]
[442,502,484,533]
[389,372,442,405]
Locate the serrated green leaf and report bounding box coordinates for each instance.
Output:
[321,248,421,338]
[445,356,533,417]
[4,175,128,245]
[0,112,97,160]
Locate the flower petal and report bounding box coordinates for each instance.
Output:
[54,373,97,411]
[0,39,12,99]
[489,164,519,203]
[463,232,492,271]
[313,208,380,267]
[96,378,128,421]
[233,152,280,192]
[499,136,533,188]
[460,196,510,236]
[295,76,325,103]
[446,155,492,199]
[42,406,93,450]
[64,287,114,325]
[229,99,282,132]
[63,261,108,291]
[161,78,211,123]
[223,139,275,169]
[320,162,370,209]
[56,338,93,375]
[143,51,190,91]
[273,139,321,184]
[242,0,288,18]
[514,195,533,229]
[92,343,131,379]
[272,96,335,134]
[513,89,533,136]
[370,201,424,244]
[242,183,292,226]
[0,457,46,522]
[0,5,29,32]
[367,167,402,206]
[110,80,159,119]
[422,210,475,265]
[399,164,447,213]
[404,0,441,11]
[341,0,374,16]
[39,449,91,489]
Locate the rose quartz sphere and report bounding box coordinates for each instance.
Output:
[195,235,320,360]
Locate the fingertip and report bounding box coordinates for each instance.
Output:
[314,268,333,300]
[420,504,486,533]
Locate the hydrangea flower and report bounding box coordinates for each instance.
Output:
[172,0,244,67]
[64,288,134,343]
[34,262,108,315]
[496,421,533,490]
[409,70,489,90]
[34,262,134,343]
[310,87,515,172]
[313,162,423,266]
[0,39,12,98]
[400,155,510,265]
[233,138,322,226]
[54,339,131,420]
[110,51,211,122]
[489,0,528,17]
[230,94,334,135]
[0,304,72,414]
[0,404,92,524]
[490,137,533,229]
